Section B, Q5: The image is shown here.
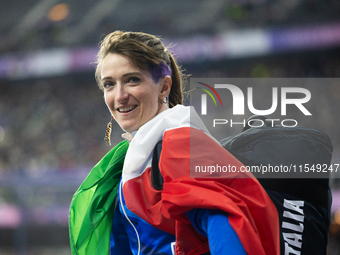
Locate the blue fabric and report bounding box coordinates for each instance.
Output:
[187,209,247,255]
[110,200,134,255]
[110,181,247,255]
[110,181,176,255]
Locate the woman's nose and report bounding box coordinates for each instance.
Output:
[116,84,129,103]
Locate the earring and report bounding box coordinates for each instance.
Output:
[161,97,168,104]
[104,117,114,146]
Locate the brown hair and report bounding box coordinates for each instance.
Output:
[95,31,184,107]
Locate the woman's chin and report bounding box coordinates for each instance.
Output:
[119,123,139,134]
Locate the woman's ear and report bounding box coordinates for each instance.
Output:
[159,75,172,98]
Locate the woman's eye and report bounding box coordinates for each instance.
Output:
[127,77,140,84]
[103,81,114,88]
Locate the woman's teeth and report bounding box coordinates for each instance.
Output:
[118,105,136,113]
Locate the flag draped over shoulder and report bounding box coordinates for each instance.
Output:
[120,105,280,255]
[69,140,129,255]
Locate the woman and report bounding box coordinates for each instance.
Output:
[69,31,280,255]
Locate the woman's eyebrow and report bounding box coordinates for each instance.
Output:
[101,76,111,81]
[122,72,142,78]
[102,72,142,81]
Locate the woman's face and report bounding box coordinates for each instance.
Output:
[101,53,171,133]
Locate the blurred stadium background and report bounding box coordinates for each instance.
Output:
[1,0,340,254]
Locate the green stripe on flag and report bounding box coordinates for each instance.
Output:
[69,140,129,255]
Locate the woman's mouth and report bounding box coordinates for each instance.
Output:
[117,105,137,113]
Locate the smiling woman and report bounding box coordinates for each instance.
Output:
[101,53,171,133]
[68,31,280,255]
[95,31,184,136]
[95,31,183,108]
